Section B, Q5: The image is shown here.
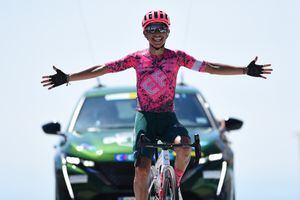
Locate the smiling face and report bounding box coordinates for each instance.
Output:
[143,23,170,52]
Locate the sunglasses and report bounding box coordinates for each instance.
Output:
[145,23,169,34]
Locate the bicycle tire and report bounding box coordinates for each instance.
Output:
[148,166,159,200]
[161,166,176,200]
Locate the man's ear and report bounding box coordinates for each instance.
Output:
[143,30,147,38]
[164,31,170,39]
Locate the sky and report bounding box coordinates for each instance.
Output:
[0,0,299,199]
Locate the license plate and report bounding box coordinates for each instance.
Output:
[203,170,221,179]
[117,197,135,200]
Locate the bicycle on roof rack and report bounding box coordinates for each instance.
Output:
[137,133,201,200]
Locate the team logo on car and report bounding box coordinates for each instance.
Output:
[103,132,133,147]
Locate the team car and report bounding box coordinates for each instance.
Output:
[42,84,243,200]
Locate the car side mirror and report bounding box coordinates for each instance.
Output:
[42,122,61,134]
[225,118,243,131]
[42,122,67,144]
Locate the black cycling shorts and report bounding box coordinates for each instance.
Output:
[133,111,190,163]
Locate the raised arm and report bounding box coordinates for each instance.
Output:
[41,65,110,90]
[69,64,109,81]
[205,57,272,79]
[41,53,139,90]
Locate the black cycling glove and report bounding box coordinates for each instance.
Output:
[49,66,69,88]
[246,59,263,77]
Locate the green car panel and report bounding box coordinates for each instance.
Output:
[45,85,240,200]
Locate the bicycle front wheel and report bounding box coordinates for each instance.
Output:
[148,166,159,200]
[161,166,176,200]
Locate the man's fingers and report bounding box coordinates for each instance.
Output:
[262,71,272,74]
[254,56,258,63]
[262,68,273,72]
[263,64,271,67]
[53,66,58,72]
[41,79,51,83]
[43,82,53,87]
[48,85,56,90]
[262,67,273,70]
[42,81,51,85]
[259,75,267,79]
[42,75,51,79]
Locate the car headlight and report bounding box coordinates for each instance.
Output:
[82,160,95,167]
[199,153,223,164]
[65,156,95,167]
[66,156,80,165]
[208,153,223,161]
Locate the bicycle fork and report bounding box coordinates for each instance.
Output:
[157,149,171,200]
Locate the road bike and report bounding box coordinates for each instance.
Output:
[137,133,201,200]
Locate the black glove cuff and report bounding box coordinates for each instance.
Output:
[243,67,248,74]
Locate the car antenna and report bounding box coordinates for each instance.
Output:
[178,72,186,86]
[178,1,191,87]
[96,77,105,87]
[77,0,104,88]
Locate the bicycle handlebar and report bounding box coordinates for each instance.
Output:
[139,133,201,165]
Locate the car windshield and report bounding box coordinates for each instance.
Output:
[73,93,211,132]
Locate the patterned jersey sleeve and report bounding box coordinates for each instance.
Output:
[104,53,139,73]
[176,50,207,72]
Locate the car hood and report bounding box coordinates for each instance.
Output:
[62,129,134,161]
[62,128,223,161]
[188,128,225,156]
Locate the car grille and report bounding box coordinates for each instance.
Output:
[94,158,198,189]
[95,162,135,189]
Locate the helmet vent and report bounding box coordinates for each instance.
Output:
[142,10,170,29]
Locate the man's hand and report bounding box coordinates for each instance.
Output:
[246,57,272,79]
[41,66,69,90]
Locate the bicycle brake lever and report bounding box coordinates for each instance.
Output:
[194,134,201,165]
[140,134,146,144]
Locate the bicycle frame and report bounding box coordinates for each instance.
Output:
[138,134,201,199]
[148,145,172,194]
[139,133,201,166]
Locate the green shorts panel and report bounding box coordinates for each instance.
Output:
[133,111,190,162]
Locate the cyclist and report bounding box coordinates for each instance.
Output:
[41,10,272,200]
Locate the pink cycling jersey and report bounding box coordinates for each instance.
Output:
[105,48,207,112]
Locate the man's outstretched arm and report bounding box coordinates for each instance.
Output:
[68,64,109,81]
[41,64,110,90]
[41,53,138,90]
[205,57,272,79]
